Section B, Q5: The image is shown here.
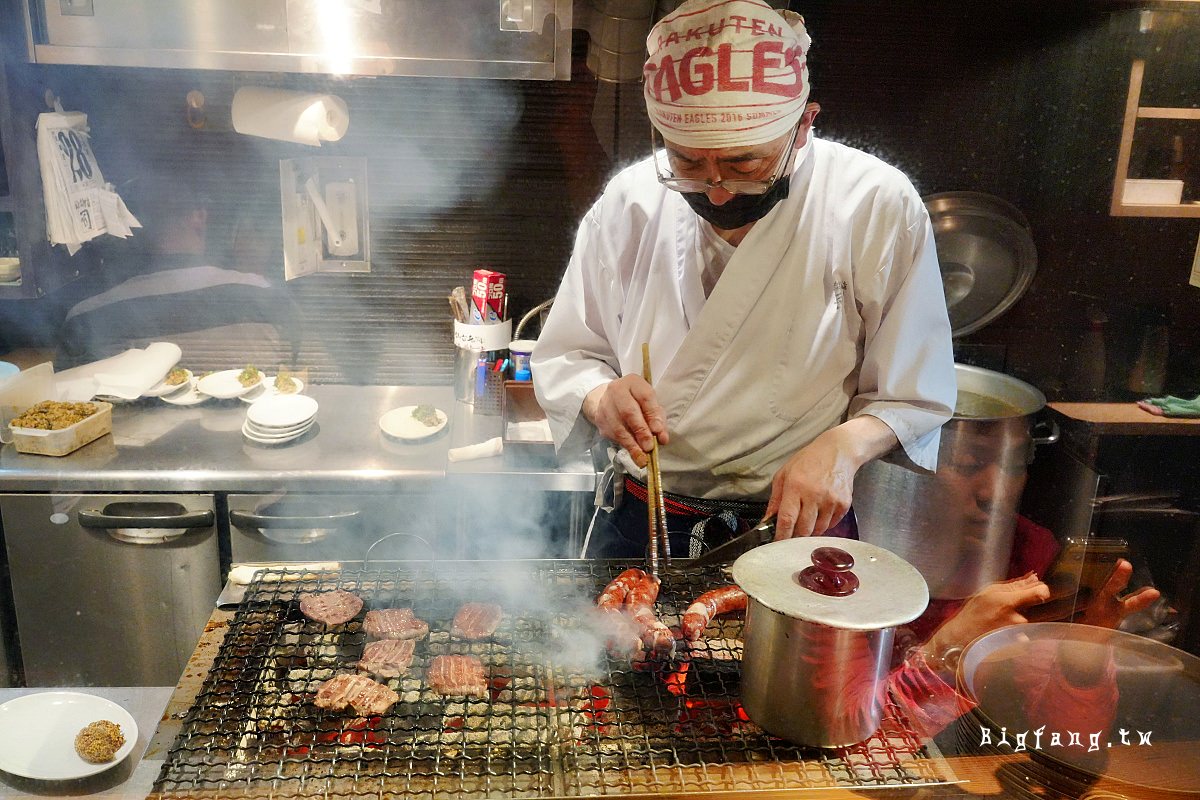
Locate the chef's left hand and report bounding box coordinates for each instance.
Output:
[766,416,899,539]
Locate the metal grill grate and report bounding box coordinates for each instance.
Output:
[153,562,956,799]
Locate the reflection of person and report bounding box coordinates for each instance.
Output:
[891,562,1161,738]
[55,182,299,370]
[532,0,955,557]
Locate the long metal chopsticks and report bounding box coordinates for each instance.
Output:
[641,343,670,577]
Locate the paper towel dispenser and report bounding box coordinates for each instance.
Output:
[20,0,572,80]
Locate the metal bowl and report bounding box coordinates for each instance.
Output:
[924,191,1037,337]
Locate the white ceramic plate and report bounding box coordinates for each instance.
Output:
[160,378,209,406]
[0,691,137,780]
[379,405,449,441]
[240,375,305,405]
[245,417,314,437]
[196,369,266,400]
[247,394,319,429]
[143,368,193,398]
[242,420,313,445]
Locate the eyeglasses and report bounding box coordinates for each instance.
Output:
[651,123,801,195]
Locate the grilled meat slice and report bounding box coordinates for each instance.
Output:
[314,673,400,715]
[300,590,364,626]
[450,602,503,640]
[427,654,487,698]
[363,608,429,640]
[357,639,417,678]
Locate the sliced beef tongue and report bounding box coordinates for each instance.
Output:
[427,655,488,698]
[300,590,364,626]
[357,639,417,678]
[363,608,430,640]
[314,673,400,716]
[450,602,503,640]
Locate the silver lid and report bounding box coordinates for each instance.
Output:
[731,537,928,630]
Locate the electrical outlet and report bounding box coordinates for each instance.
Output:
[60,0,94,16]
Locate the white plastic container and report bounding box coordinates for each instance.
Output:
[9,401,113,456]
[1123,179,1184,205]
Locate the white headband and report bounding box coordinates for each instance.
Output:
[644,0,811,148]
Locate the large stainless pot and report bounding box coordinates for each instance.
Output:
[854,363,1059,600]
[731,537,928,747]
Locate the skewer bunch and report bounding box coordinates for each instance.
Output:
[641,343,671,578]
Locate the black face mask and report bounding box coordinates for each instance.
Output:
[681,175,792,230]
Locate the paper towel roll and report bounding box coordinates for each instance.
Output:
[231,87,349,146]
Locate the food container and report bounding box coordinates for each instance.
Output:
[855,363,1059,600]
[731,537,928,747]
[8,401,114,456]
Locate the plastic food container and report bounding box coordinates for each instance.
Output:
[9,401,114,456]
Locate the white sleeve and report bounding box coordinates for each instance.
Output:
[850,211,956,472]
[531,206,622,456]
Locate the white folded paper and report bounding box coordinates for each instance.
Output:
[448,436,504,462]
[36,109,141,255]
[231,87,350,146]
[54,342,182,401]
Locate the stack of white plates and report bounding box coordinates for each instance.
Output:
[242,395,318,445]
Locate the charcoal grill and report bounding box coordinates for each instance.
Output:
[152,561,958,799]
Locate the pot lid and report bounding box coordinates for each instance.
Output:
[925,191,1037,338]
[959,622,1200,795]
[730,537,928,630]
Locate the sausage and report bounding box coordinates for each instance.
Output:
[597,568,645,610]
[680,585,747,642]
[623,571,673,656]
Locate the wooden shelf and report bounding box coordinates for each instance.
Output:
[1110,59,1199,217]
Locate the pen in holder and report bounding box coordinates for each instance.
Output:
[453,319,512,415]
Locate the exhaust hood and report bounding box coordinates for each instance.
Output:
[21,0,572,80]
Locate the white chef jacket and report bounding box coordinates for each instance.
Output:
[532,135,955,500]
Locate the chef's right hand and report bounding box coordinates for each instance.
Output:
[583,376,669,468]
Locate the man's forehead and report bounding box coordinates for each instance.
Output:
[663,134,787,160]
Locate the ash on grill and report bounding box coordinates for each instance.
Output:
[154,562,957,799]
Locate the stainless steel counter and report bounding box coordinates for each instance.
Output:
[0,686,171,799]
[0,385,596,495]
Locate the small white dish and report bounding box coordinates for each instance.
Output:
[247,394,318,429]
[196,369,266,400]
[239,375,305,404]
[0,691,137,780]
[143,368,193,398]
[379,405,448,441]
[160,378,209,406]
[242,420,313,445]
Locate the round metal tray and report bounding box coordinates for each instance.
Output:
[924,191,1037,337]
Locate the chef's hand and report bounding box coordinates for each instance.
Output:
[766,416,899,538]
[1077,559,1160,630]
[583,376,669,469]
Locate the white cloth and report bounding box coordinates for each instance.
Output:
[448,437,504,462]
[532,135,956,501]
[644,0,811,148]
[54,342,182,401]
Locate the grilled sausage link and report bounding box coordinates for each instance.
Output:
[624,571,673,656]
[680,585,747,642]
[597,568,646,610]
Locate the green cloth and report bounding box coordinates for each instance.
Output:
[1140,394,1200,417]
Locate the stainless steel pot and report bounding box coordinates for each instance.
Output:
[731,537,928,747]
[854,363,1059,600]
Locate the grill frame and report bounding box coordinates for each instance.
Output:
[153,561,958,799]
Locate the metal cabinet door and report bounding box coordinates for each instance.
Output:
[1,493,220,686]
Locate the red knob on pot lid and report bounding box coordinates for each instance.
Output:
[731,537,929,630]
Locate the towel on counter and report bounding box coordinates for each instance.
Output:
[1137,394,1200,418]
[448,436,503,462]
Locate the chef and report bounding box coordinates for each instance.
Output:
[533,0,956,557]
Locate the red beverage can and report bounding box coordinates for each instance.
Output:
[470,269,507,324]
